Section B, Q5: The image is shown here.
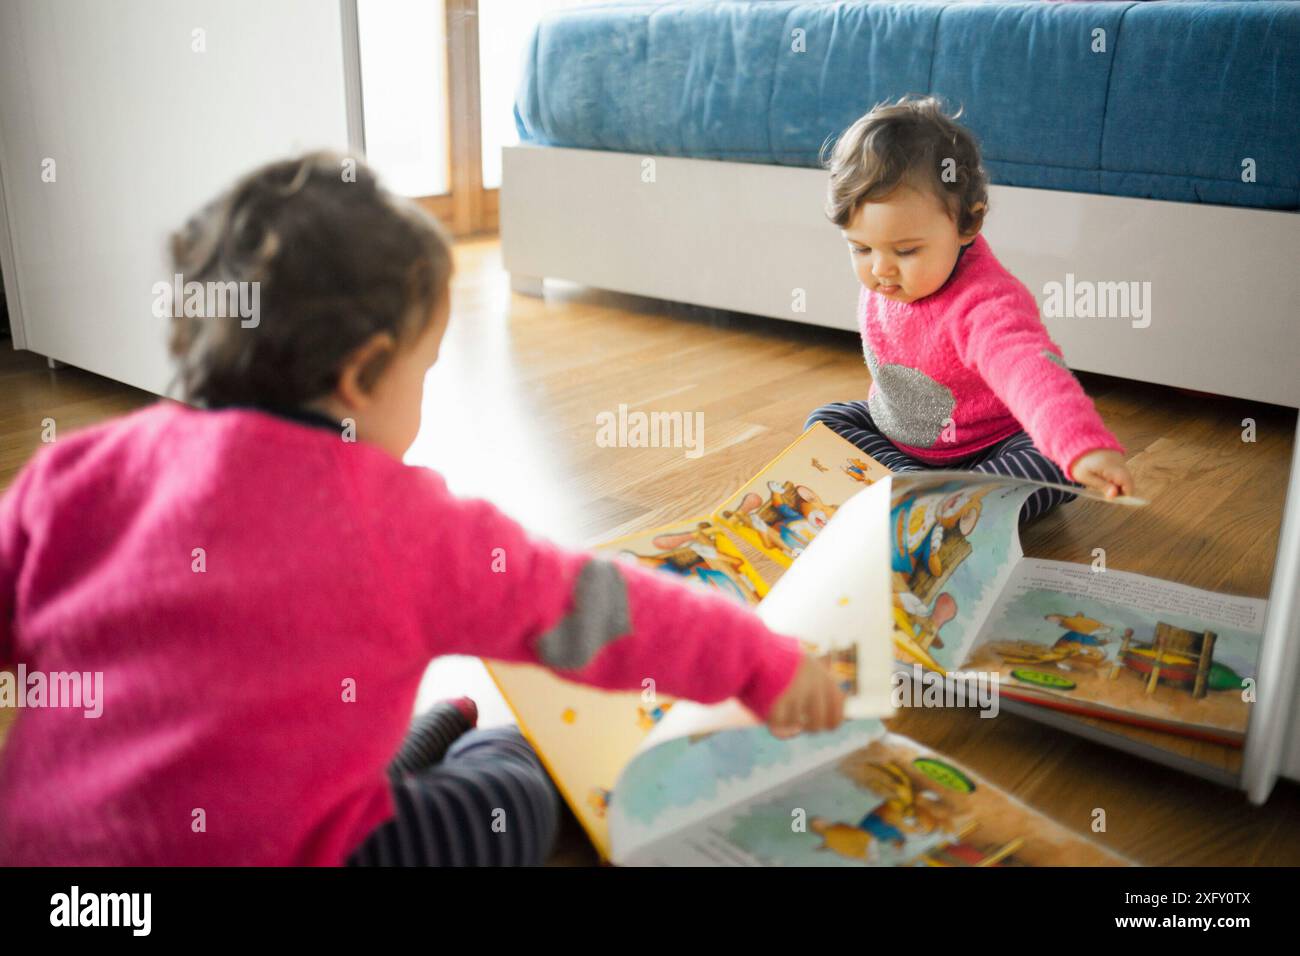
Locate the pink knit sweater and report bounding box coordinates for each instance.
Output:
[858,234,1123,477]
[0,403,802,865]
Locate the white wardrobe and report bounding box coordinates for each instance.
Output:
[0,0,364,395]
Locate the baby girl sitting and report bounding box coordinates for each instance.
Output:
[807,96,1136,522]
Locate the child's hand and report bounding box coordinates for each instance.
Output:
[766,653,846,739]
[1069,449,1135,499]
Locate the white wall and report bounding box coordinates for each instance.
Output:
[0,0,359,395]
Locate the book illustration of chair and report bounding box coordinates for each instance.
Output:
[1110,622,1218,699]
[909,536,972,605]
[1104,629,1134,680]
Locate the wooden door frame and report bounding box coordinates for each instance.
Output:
[416,0,499,237]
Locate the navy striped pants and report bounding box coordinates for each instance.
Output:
[347,707,561,867]
[805,401,1080,524]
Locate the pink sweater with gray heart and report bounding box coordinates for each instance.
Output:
[859,234,1123,477]
[0,403,803,865]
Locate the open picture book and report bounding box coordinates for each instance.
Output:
[607,703,1130,866]
[879,470,1262,752]
[485,424,1264,860]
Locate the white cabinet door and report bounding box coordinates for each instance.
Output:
[0,0,362,395]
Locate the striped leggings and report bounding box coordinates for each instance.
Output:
[805,401,1080,524]
[347,705,561,866]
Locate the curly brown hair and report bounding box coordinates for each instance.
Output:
[166,151,452,408]
[823,95,988,235]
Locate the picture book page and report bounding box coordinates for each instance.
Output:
[712,422,890,569]
[887,471,1141,678]
[485,516,766,859]
[610,720,1130,866]
[602,476,903,857]
[604,516,769,606]
[608,706,882,863]
[888,473,1036,675]
[754,479,898,718]
[962,558,1265,740]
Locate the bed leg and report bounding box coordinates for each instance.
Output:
[510,274,545,297]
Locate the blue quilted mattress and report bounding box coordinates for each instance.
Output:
[513,0,1300,210]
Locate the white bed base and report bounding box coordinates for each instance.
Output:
[502,144,1299,408]
[501,143,1300,802]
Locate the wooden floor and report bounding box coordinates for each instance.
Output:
[1,235,1297,866]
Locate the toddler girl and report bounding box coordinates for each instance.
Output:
[0,154,842,866]
[807,97,1136,521]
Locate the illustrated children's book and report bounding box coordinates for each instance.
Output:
[670,422,1262,749]
[486,425,899,859]
[608,703,1130,866]
[482,517,770,855]
[486,424,1260,860]
[710,425,892,569]
[602,517,770,606]
[882,471,1263,748]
